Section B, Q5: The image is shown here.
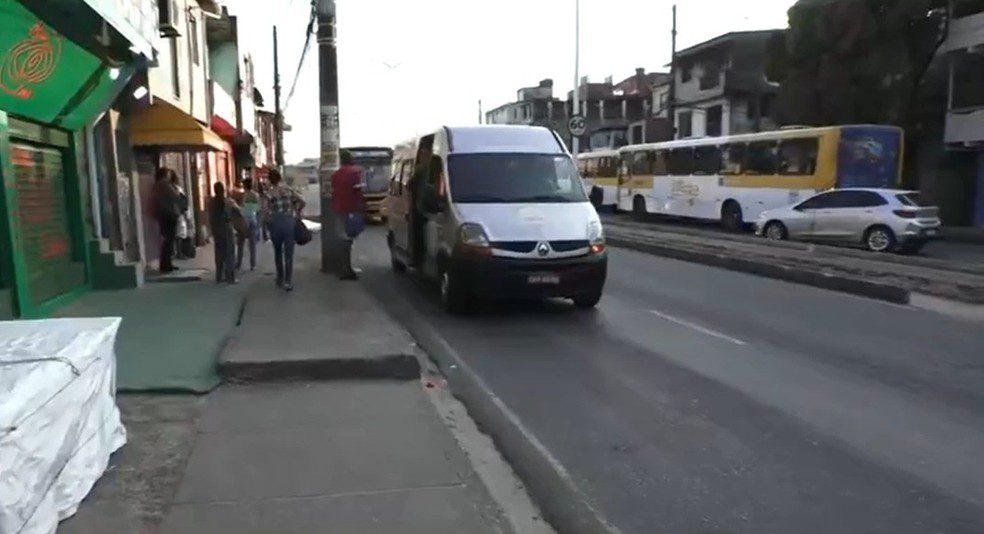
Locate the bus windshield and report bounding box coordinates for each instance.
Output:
[448,153,588,204]
[347,148,393,194]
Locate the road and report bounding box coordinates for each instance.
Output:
[353,226,984,533]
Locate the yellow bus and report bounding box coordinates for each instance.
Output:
[576,149,620,210]
[615,125,904,229]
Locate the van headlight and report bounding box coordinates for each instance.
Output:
[458,223,489,246]
[588,220,606,254]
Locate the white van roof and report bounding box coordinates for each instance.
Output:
[446,125,566,155]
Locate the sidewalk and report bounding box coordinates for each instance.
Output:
[58,244,521,534]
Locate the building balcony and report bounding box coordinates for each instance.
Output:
[945,107,984,147]
[943,11,984,53]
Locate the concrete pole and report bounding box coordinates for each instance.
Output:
[572,0,580,154]
[668,4,678,139]
[273,27,284,169]
[317,0,340,273]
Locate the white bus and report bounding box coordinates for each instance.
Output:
[615,125,904,229]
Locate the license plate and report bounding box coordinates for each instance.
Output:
[528,273,560,285]
[925,229,937,236]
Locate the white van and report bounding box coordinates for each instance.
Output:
[386,125,607,313]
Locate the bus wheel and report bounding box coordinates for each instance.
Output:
[632,196,647,217]
[721,201,744,232]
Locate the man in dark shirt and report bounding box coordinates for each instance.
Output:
[330,150,365,280]
[152,167,181,273]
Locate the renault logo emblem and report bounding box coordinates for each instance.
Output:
[537,242,550,256]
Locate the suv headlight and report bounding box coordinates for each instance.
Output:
[458,223,490,247]
[588,220,606,254]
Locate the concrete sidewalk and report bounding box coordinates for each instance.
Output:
[58,243,525,533]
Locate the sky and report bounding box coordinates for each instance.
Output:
[225,0,796,164]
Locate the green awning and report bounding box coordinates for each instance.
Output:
[0,0,132,129]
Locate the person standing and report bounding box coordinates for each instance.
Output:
[265,169,304,291]
[236,178,261,271]
[330,150,365,281]
[171,172,191,259]
[152,167,181,273]
[208,182,238,284]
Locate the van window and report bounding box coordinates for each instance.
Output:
[745,141,778,175]
[693,145,722,175]
[447,153,588,204]
[667,147,694,175]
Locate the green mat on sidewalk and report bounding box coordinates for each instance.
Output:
[57,281,251,392]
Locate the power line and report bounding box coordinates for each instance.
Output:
[284,0,317,112]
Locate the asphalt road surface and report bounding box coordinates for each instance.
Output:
[353,227,984,534]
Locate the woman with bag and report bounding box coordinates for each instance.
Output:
[264,169,305,291]
[330,150,365,281]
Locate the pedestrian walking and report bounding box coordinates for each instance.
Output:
[236,178,261,271]
[208,182,239,284]
[151,167,181,273]
[265,169,305,291]
[331,150,365,281]
[171,172,192,259]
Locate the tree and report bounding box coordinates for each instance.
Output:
[767,0,953,128]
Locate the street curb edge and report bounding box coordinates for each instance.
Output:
[608,237,911,305]
[217,354,421,383]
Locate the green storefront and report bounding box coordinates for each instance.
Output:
[0,0,143,319]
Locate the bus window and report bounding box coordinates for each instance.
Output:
[631,151,652,175]
[745,141,778,175]
[693,145,722,175]
[721,144,745,175]
[653,150,669,176]
[668,147,694,175]
[778,138,819,175]
[584,158,597,178]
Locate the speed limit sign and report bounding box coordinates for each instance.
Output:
[568,114,586,136]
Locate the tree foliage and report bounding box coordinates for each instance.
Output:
[768,0,955,127]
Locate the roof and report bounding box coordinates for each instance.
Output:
[446,125,566,154]
[673,29,784,60]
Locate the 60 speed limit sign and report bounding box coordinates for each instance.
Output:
[568,114,586,136]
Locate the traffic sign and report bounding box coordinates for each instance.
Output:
[568,114,586,136]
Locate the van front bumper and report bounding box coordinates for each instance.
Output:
[449,252,608,300]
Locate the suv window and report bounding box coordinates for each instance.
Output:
[840,190,888,208]
[797,191,845,210]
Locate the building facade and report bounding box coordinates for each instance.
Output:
[941,3,984,226]
[485,79,569,144]
[672,30,782,140]
[0,0,157,318]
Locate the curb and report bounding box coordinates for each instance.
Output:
[394,308,621,534]
[217,354,421,383]
[608,237,910,305]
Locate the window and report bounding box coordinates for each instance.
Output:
[448,154,587,203]
[797,192,842,210]
[777,138,819,175]
[652,150,669,175]
[681,65,692,83]
[693,145,722,175]
[598,157,617,177]
[745,141,777,175]
[631,151,652,175]
[721,144,745,175]
[706,105,723,137]
[896,193,927,207]
[840,191,888,208]
[169,38,180,97]
[678,111,693,138]
[584,158,597,178]
[952,53,984,109]
[667,147,694,175]
[699,63,721,90]
[189,15,200,65]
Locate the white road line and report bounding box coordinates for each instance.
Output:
[647,309,748,346]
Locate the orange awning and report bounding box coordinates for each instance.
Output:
[131,100,227,151]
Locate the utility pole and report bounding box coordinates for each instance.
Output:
[317,0,340,273]
[572,0,581,155]
[478,99,482,124]
[667,4,677,139]
[273,27,284,169]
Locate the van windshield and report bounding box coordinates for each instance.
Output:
[447,153,588,204]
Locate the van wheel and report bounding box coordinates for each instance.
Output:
[864,225,896,253]
[440,268,469,314]
[632,196,647,217]
[721,201,744,232]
